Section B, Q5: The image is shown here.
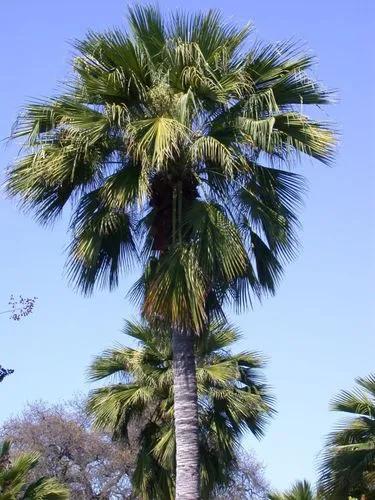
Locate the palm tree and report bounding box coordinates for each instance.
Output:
[268,480,318,500]
[7,6,335,497]
[87,320,274,499]
[0,440,69,499]
[319,374,375,500]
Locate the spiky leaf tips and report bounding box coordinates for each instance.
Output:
[87,320,275,499]
[319,374,375,499]
[268,479,317,500]
[7,5,335,331]
[0,440,69,499]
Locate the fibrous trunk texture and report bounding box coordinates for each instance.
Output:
[172,329,200,500]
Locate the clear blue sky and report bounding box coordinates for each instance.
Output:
[1,0,374,491]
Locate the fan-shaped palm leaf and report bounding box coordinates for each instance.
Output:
[0,440,69,499]
[319,374,375,499]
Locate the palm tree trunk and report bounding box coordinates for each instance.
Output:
[172,328,200,499]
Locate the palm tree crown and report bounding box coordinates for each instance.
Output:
[87,320,274,498]
[268,480,318,500]
[319,374,375,499]
[7,5,334,330]
[0,440,69,499]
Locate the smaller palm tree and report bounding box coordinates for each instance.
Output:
[87,320,274,499]
[268,480,318,500]
[319,374,375,500]
[0,440,69,499]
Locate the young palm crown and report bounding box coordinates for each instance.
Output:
[87,320,274,499]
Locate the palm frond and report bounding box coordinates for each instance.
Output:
[128,116,188,168]
[238,162,305,262]
[67,189,137,294]
[268,479,316,500]
[22,477,70,500]
[186,201,249,283]
[142,245,207,332]
[0,441,68,499]
[128,4,166,62]
[319,374,375,498]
